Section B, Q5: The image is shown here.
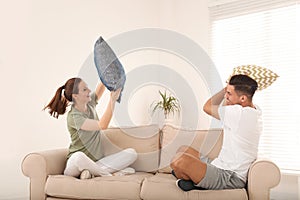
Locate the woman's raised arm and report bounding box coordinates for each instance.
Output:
[95,81,106,102]
[81,88,121,131]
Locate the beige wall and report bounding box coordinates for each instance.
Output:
[0,0,297,199]
[0,0,211,199]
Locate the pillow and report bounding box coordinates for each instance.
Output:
[158,125,223,173]
[100,125,160,172]
[228,65,279,90]
[94,36,126,102]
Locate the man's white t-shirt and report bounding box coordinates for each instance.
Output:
[211,104,262,182]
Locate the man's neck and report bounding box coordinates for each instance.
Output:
[241,101,255,108]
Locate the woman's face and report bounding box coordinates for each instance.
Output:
[72,81,91,104]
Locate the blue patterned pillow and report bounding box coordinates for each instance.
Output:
[94,36,126,102]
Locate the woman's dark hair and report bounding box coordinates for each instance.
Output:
[43,77,82,118]
[229,74,258,100]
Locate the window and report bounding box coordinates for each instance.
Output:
[209,0,300,171]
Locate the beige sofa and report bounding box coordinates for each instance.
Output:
[22,124,281,200]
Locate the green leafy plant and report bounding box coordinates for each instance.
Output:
[151,90,181,119]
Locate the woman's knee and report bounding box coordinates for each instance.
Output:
[69,151,89,164]
[124,147,136,154]
[64,152,87,176]
[124,148,138,161]
[124,148,137,156]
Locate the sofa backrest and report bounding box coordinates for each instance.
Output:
[100,124,223,174]
[100,124,160,172]
[158,124,223,173]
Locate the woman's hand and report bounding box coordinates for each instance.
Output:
[111,88,121,102]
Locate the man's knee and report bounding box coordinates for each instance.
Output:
[171,153,195,170]
[171,152,207,183]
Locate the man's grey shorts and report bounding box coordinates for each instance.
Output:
[195,157,246,190]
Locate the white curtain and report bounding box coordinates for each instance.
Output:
[209,0,300,171]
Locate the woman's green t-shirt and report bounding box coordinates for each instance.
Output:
[66,93,103,161]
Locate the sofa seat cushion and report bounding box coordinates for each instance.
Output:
[140,173,248,200]
[45,172,153,200]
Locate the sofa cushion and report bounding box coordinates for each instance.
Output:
[45,172,153,200]
[140,173,248,200]
[101,124,160,172]
[159,125,223,173]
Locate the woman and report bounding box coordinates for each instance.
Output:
[44,77,137,179]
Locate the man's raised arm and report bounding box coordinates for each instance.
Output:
[203,88,226,120]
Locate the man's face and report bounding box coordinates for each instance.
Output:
[224,84,242,105]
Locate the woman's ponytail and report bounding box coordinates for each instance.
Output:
[44,77,82,118]
[43,85,68,118]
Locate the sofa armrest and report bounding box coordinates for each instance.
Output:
[21,148,68,200]
[247,159,281,200]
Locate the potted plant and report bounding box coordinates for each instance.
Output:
[151,90,181,119]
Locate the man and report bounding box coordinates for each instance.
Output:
[170,74,262,191]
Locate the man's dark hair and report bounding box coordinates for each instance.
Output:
[229,74,258,99]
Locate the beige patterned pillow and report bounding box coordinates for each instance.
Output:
[228,65,279,90]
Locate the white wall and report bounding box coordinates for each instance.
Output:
[0,0,297,199]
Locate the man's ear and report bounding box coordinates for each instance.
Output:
[240,95,247,102]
